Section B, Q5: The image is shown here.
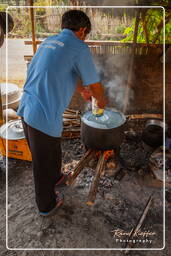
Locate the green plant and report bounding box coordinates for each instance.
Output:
[36,21,46,33]
[121,8,171,44]
[115,25,125,34]
[0,5,7,12]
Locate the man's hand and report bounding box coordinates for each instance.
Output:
[80,87,92,102]
[89,82,107,108]
[76,80,107,107]
[96,96,107,109]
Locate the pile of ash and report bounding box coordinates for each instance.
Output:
[119,131,154,172]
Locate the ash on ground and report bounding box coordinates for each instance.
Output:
[0,124,171,256]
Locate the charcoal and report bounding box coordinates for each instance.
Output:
[119,139,153,170]
[166,190,171,203]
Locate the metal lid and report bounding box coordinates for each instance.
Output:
[0,83,20,96]
[0,119,25,140]
[81,108,126,129]
[0,83,22,110]
[0,83,21,108]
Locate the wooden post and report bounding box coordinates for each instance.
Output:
[123,9,141,113]
[0,92,3,126]
[29,0,37,54]
[0,36,3,124]
[141,9,149,44]
[152,14,171,44]
[86,152,105,206]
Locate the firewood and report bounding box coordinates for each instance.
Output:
[63,129,80,135]
[63,128,80,135]
[64,109,80,118]
[127,113,163,120]
[63,120,80,127]
[87,152,105,206]
[65,108,80,115]
[62,130,80,139]
[124,193,154,254]
[66,149,95,185]
[63,113,80,119]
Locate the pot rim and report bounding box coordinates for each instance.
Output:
[146,119,168,131]
[81,108,126,130]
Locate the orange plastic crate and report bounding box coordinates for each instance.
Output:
[0,137,32,161]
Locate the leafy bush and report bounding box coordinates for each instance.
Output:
[115,25,125,34]
[122,8,171,43]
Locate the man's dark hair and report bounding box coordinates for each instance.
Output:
[61,10,91,34]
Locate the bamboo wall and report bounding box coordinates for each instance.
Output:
[88,42,163,56]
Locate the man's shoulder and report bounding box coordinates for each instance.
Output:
[58,30,88,49]
[42,32,88,54]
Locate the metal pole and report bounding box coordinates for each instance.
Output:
[29,0,37,54]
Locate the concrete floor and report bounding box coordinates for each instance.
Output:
[0,39,33,80]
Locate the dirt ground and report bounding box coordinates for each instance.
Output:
[0,125,171,256]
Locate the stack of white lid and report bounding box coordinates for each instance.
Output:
[0,83,22,110]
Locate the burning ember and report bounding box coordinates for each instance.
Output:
[96,149,115,161]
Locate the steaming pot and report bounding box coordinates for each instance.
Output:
[81,109,126,150]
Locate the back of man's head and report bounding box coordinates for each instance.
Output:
[61,10,91,35]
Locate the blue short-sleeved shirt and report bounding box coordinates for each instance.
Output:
[17,29,100,137]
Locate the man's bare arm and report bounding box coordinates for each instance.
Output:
[76,81,107,108]
[88,82,107,109]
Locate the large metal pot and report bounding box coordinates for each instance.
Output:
[81,109,126,150]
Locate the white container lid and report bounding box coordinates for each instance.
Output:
[0,119,25,140]
[0,83,21,106]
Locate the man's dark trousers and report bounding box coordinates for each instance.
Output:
[22,119,62,212]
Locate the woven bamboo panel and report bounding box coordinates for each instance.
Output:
[88,43,163,56]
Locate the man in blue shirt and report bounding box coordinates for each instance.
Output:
[17,10,106,216]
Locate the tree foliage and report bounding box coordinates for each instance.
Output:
[122,8,171,44]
